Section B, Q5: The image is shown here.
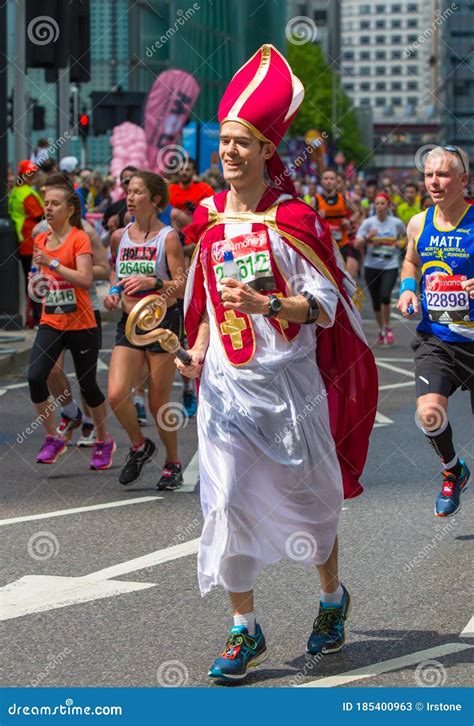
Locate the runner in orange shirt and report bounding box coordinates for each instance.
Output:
[27,177,115,469]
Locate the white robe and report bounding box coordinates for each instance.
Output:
[193,222,344,595]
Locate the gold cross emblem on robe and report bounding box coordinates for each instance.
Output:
[220,310,247,350]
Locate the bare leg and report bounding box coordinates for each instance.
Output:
[34,401,57,437]
[381,302,391,328]
[108,346,147,447]
[316,536,339,593]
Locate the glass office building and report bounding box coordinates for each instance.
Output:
[7,0,286,167]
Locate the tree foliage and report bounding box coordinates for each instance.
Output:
[287,42,368,165]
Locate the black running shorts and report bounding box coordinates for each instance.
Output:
[115,302,184,354]
[411,332,474,400]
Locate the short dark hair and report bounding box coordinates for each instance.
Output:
[322,167,337,175]
[39,158,57,173]
[131,171,169,208]
[120,165,138,180]
[366,179,377,187]
[184,158,197,170]
[403,182,417,192]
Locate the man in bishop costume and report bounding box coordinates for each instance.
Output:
[176,44,378,683]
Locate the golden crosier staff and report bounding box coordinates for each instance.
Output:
[125,294,192,364]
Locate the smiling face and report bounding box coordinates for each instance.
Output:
[219,121,274,189]
[424,151,467,207]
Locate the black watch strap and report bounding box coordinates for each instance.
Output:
[155,278,164,290]
[302,291,320,324]
[264,293,282,319]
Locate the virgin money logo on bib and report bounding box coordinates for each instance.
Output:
[211,230,269,264]
[211,231,276,292]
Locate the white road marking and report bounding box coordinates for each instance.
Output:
[0,496,163,527]
[376,358,414,363]
[460,616,474,638]
[181,450,199,492]
[376,361,416,377]
[85,537,200,581]
[297,643,473,687]
[0,538,200,621]
[379,382,415,390]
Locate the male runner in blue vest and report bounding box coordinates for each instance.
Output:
[398,145,473,517]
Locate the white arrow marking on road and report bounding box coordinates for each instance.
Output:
[376,361,415,377]
[0,496,163,527]
[0,538,200,621]
[181,450,199,492]
[297,643,473,687]
[460,616,474,638]
[373,411,394,428]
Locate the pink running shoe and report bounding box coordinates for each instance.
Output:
[36,436,67,464]
[90,437,116,470]
[385,327,394,345]
[376,332,385,346]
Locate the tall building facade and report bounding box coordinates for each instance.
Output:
[286,0,341,65]
[438,0,474,162]
[341,0,442,170]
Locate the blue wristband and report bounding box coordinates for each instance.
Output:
[109,285,123,295]
[400,278,417,294]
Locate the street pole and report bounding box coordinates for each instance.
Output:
[0,1,22,330]
[14,0,28,165]
[57,64,71,157]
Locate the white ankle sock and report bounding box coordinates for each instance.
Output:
[233,611,256,634]
[134,395,145,406]
[62,401,79,419]
[321,583,344,605]
[82,416,93,426]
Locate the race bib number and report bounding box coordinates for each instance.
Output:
[425,274,470,324]
[117,260,155,278]
[212,231,275,292]
[44,281,77,314]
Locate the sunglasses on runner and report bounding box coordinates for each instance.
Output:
[442,145,467,174]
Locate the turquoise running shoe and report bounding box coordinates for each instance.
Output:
[306,584,351,655]
[435,460,470,517]
[208,624,267,682]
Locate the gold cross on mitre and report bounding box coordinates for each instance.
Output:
[220,310,247,350]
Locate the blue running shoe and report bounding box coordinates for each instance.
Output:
[306,584,351,655]
[435,460,470,517]
[134,401,147,426]
[208,624,267,682]
[182,390,198,418]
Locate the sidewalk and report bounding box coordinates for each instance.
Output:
[0,282,120,378]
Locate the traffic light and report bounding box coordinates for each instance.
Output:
[32,104,46,131]
[7,94,13,130]
[78,113,90,136]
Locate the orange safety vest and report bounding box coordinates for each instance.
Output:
[315,192,349,247]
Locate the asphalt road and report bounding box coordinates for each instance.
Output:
[0,301,472,690]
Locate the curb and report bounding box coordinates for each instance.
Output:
[0,346,32,378]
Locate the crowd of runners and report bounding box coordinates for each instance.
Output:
[7,54,473,683]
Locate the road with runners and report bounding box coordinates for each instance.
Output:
[1,308,472,688]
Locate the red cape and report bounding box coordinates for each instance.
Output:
[184,188,378,499]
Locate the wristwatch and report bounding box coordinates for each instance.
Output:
[302,291,320,324]
[48,258,60,271]
[264,294,282,319]
[154,278,164,291]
